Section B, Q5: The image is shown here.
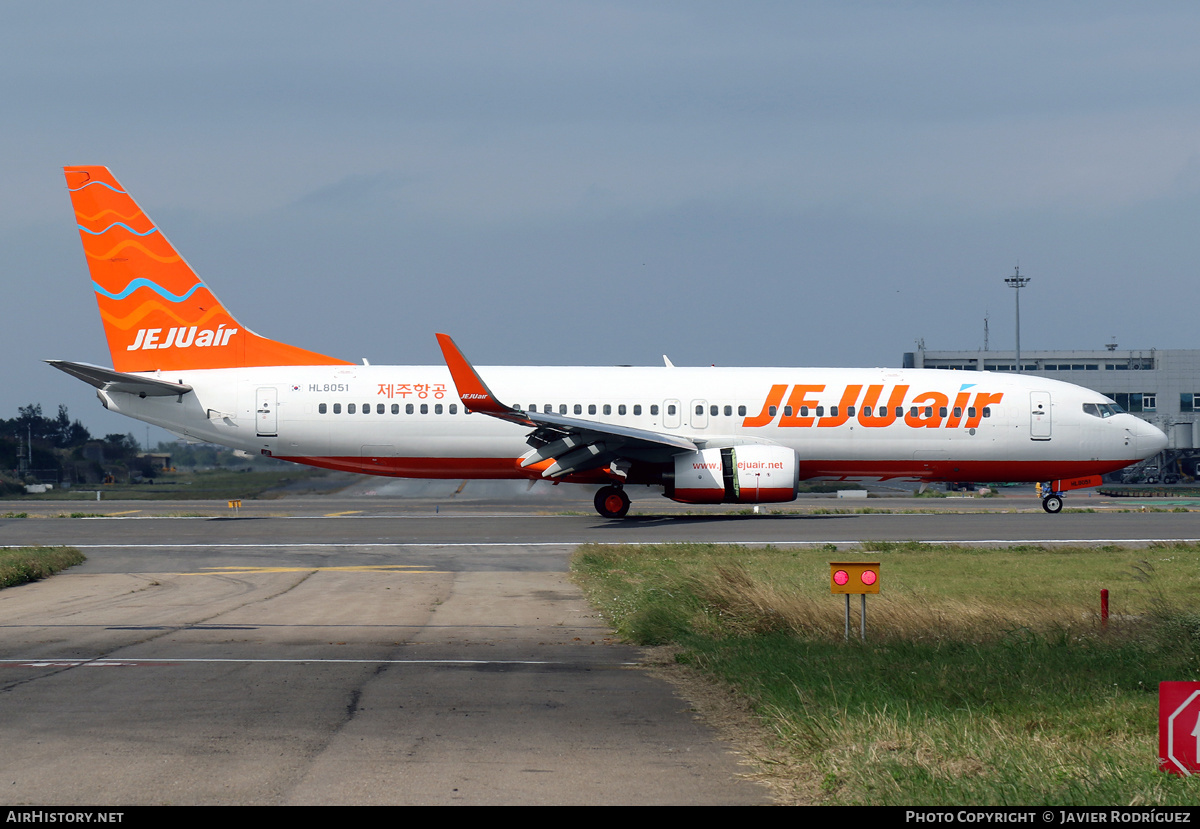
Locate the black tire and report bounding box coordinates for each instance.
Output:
[1042,495,1063,514]
[594,486,631,518]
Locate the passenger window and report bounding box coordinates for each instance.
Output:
[406,403,414,414]
[967,407,976,418]
[391,404,399,414]
[863,406,872,417]
[667,404,676,415]
[784,406,793,417]
[449,404,457,414]
[604,404,612,415]
[435,404,443,415]
[953,407,961,418]
[816,407,824,417]
[633,404,642,416]
[695,405,703,415]
[574,404,582,415]
[846,407,854,417]
[377,404,385,414]
[333,403,341,414]
[830,406,838,417]
[939,407,947,417]
[710,405,718,416]
[589,404,597,415]
[983,407,991,418]
[420,403,429,414]
[650,405,659,415]
[348,404,356,414]
[319,403,327,414]
[559,404,567,415]
[738,405,746,416]
[619,405,627,415]
[769,406,777,416]
[363,403,370,414]
[800,407,808,417]
[724,405,731,416]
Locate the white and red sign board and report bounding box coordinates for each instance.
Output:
[1159,682,1200,775]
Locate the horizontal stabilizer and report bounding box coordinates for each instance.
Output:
[46,360,193,397]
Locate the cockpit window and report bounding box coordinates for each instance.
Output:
[1083,402,1122,418]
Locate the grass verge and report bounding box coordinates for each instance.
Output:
[0,546,86,589]
[4,466,335,501]
[571,542,1200,805]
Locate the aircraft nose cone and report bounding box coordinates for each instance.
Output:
[1140,420,1168,457]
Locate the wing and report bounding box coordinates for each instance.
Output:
[435,334,697,479]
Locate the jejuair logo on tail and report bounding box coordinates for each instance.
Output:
[89,276,239,351]
[126,325,239,351]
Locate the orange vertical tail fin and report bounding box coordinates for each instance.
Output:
[64,166,351,372]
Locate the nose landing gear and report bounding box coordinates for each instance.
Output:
[594,485,631,518]
[1036,475,1104,514]
[1041,493,1063,514]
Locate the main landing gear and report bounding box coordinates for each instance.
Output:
[594,485,631,519]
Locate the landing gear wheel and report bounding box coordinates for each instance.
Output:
[1042,495,1063,514]
[594,486,631,519]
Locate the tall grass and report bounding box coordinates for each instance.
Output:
[572,542,1200,805]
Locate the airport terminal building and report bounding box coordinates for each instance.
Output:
[903,347,1200,480]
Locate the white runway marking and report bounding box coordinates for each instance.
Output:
[0,658,636,667]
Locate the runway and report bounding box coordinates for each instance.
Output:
[1,497,1196,805]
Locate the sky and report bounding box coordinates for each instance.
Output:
[4,2,1200,440]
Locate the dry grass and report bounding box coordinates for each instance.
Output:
[690,563,1103,642]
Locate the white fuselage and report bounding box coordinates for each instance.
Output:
[97,363,1166,489]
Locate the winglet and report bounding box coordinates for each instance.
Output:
[436,333,530,422]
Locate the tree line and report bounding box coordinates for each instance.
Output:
[1,403,258,489]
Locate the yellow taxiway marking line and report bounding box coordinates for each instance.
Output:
[323,510,363,517]
[103,510,143,516]
[179,565,444,575]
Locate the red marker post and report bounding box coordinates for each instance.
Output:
[1159,682,1200,776]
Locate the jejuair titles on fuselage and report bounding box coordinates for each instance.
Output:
[741,382,1003,429]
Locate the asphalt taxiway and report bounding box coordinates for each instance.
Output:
[1,503,776,806]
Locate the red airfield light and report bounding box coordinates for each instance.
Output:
[830,561,881,640]
[829,562,880,595]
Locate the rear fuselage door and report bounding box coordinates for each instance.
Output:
[256,387,278,437]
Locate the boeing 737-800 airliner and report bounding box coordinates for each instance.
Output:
[50,166,1167,517]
